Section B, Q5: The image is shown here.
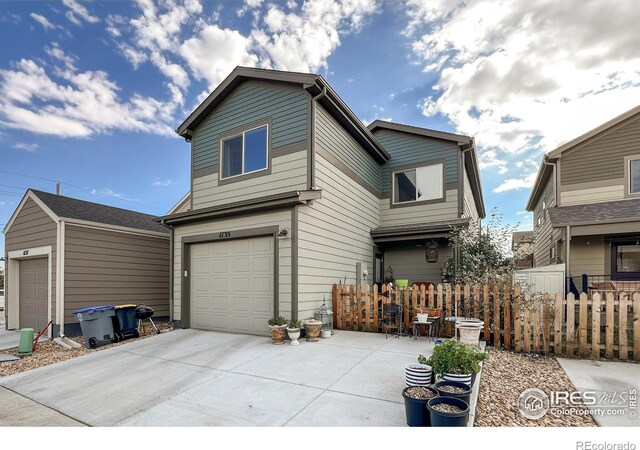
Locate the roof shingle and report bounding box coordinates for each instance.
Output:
[548,198,640,227]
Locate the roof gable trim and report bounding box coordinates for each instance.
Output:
[3,190,59,235]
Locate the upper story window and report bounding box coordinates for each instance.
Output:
[392,163,443,204]
[221,124,268,179]
[629,157,640,195]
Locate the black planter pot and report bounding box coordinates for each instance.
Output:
[434,380,472,406]
[427,397,470,427]
[402,386,439,427]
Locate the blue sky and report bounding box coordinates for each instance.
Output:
[1,0,639,263]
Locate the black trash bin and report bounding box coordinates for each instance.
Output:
[112,304,140,342]
[72,305,116,349]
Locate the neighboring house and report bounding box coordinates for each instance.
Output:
[3,189,170,336]
[512,231,534,269]
[526,105,640,295]
[157,67,485,335]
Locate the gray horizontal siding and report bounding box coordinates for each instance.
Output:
[533,175,561,267]
[63,225,170,324]
[374,129,459,192]
[561,115,640,185]
[297,154,380,319]
[380,189,458,226]
[5,198,57,321]
[316,104,381,192]
[192,80,308,171]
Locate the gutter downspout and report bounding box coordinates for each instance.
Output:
[309,85,327,191]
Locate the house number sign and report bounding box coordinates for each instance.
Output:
[218,232,231,238]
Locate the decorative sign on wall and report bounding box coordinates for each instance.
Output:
[425,240,438,263]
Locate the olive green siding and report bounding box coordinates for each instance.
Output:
[63,225,170,326]
[569,236,606,278]
[560,114,640,186]
[384,242,452,286]
[373,129,459,194]
[4,198,57,323]
[192,80,309,171]
[315,104,381,193]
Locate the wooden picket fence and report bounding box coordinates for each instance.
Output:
[332,283,640,361]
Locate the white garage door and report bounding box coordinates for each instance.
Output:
[190,236,274,335]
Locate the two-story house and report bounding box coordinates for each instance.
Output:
[158,67,485,335]
[526,105,640,295]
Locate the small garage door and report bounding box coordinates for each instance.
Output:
[19,257,48,331]
[190,236,274,335]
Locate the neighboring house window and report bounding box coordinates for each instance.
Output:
[612,241,640,280]
[630,158,640,195]
[549,245,556,261]
[221,124,268,179]
[393,163,443,204]
[542,199,547,220]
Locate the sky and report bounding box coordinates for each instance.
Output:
[1,0,639,264]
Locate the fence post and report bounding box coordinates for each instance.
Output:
[464,284,471,318]
[567,293,576,356]
[357,284,363,331]
[554,293,563,355]
[493,284,501,349]
[514,291,521,353]
[579,293,588,357]
[364,284,371,332]
[437,284,443,313]
[429,284,435,309]
[543,298,551,356]
[591,293,601,359]
[523,292,531,354]
[605,293,614,359]
[504,288,511,351]
[633,293,640,361]
[533,302,541,354]
[619,293,628,360]
[349,285,355,331]
[403,287,410,333]
[373,283,379,333]
[473,284,480,319]
[483,284,490,343]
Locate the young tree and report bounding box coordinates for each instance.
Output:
[449,208,521,286]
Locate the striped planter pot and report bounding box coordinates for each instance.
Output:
[442,372,473,386]
[405,363,433,387]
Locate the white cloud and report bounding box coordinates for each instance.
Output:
[30,13,56,31]
[362,115,392,126]
[406,1,640,164]
[94,188,139,202]
[63,0,99,26]
[12,142,38,152]
[0,56,177,138]
[493,171,537,193]
[45,42,77,69]
[153,178,173,187]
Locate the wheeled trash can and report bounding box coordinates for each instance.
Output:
[72,305,116,349]
[112,304,139,342]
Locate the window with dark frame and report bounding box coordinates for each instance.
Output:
[392,163,443,204]
[612,240,640,280]
[630,158,640,194]
[221,124,268,179]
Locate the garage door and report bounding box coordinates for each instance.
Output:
[190,236,274,335]
[19,257,48,331]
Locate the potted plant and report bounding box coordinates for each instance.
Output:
[415,307,429,324]
[268,316,288,345]
[287,319,302,346]
[402,386,439,427]
[405,362,432,387]
[427,396,469,427]
[419,339,487,386]
[433,380,471,406]
[455,318,484,346]
[303,318,322,342]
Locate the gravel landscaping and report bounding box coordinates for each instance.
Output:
[475,348,597,427]
[0,322,173,378]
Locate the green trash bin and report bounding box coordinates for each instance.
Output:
[19,328,34,356]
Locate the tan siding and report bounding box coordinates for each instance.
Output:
[532,174,562,267]
[560,115,640,185]
[380,190,458,226]
[463,166,479,220]
[297,154,381,319]
[570,236,606,277]
[560,184,625,205]
[63,225,170,324]
[192,151,308,210]
[172,211,292,321]
[384,243,452,286]
[4,198,57,322]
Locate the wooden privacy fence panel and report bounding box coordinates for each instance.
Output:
[332,283,640,361]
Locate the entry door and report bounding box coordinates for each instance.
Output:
[190,236,274,335]
[19,257,48,331]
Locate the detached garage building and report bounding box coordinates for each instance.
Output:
[3,189,170,337]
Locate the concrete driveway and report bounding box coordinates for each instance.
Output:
[0,329,439,426]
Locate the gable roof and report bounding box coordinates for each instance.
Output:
[368,120,486,219]
[4,189,169,235]
[526,105,640,210]
[176,66,390,164]
[512,231,534,249]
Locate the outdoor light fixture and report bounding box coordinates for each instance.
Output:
[277,229,290,240]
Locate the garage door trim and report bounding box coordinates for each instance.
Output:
[181,226,280,329]
[7,245,52,334]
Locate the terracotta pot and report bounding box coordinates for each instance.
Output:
[304,320,322,342]
[269,324,287,345]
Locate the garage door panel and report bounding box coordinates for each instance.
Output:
[190,236,274,335]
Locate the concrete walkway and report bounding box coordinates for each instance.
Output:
[557,358,640,427]
[1,329,471,427]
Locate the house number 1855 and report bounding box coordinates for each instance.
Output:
[219,232,231,238]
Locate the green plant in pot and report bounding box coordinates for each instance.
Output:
[286,319,302,346]
[419,339,487,386]
[268,316,288,345]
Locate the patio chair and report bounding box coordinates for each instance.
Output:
[382,303,401,339]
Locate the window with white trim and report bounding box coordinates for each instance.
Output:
[630,158,640,195]
[393,163,443,204]
[221,124,268,179]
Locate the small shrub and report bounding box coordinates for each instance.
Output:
[420,339,487,375]
[287,319,302,329]
[268,316,287,326]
